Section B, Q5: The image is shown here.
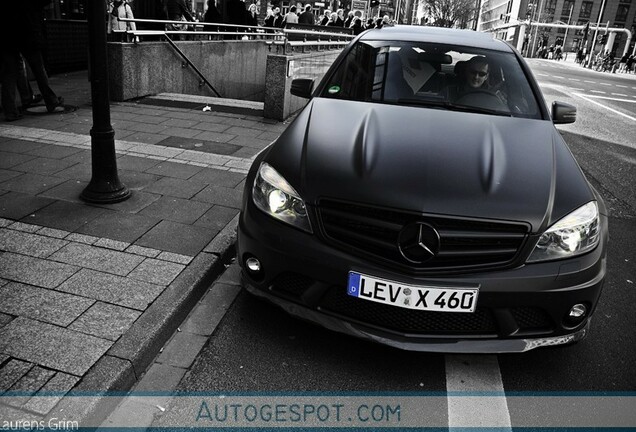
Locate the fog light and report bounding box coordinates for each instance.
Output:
[245,257,261,273]
[569,304,587,318]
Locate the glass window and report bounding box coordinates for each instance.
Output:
[321,40,541,119]
[561,0,575,18]
[615,4,630,22]
[579,1,593,19]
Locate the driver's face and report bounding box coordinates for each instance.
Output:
[466,64,488,88]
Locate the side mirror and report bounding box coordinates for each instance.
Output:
[552,101,576,124]
[291,78,314,99]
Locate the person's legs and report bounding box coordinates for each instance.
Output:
[21,49,62,112]
[1,51,22,120]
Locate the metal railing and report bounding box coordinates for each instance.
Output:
[117,18,355,54]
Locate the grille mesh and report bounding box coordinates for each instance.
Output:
[317,200,529,272]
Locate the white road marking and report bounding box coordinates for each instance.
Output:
[612,93,629,97]
[590,90,606,94]
[571,88,584,91]
[446,355,512,430]
[574,93,636,122]
[616,84,628,88]
[568,78,581,81]
[554,75,564,79]
[599,82,612,86]
[584,80,597,84]
[536,73,550,76]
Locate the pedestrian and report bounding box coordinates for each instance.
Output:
[273,7,284,28]
[166,0,194,39]
[351,17,363,35]
[335,9,345,26]
[2,0,64,121]
[365,18,374,30]
[298,4,315,25]
[203,0,222,34]
[264,8,275,27]
[320,10,331,25]
[617,53,629,73]
[245,3,259,28]
[344,11,354,28]
[284,5,299,24]
[107,0,137,42]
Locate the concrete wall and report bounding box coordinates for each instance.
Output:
[108,40,270,102]
[263,51,341,121]
[108,40,343,120]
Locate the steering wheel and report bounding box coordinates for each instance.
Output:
[454,89,507,111]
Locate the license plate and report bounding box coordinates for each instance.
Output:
[347,272,479,313]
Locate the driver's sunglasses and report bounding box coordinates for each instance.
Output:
[469,69,488,77]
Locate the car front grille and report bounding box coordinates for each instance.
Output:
[316,199,529,272]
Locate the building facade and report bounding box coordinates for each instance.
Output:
[477,0,635,56]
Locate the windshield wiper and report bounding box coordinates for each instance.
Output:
[397,98,512,117]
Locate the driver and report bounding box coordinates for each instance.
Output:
[443,56,492,102]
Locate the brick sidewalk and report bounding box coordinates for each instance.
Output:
[0,70,287,423]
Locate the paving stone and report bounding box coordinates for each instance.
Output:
[0,354,7,365]
[192,185,243,209]
[157,136,240,155]
[90,190,160,214]
[0,312,13,329]
[0,218,12,227]
[128,258,185,286]
[26,144,83,160]
[189,167,246,188]
[50,163,92,181]
[138,196,211,225]
[135,220,215,256]
[0,139,46,154]
[12,157,77,176]
[116,155,161,172]
[125,245,161,258]
[37,179,87,203]
[224,126,263,137]
[6,366,56,405]
[23,372,80,415]
[124,132,167,145]
[94,238,131,251]
[155,331,208,369]
[0,228,68,258]
[228,135,272,150]
[0,282,94,327]
[50,243,145,277]
[144,160,203,180]
[0,151,36,169]
[69,302,141,341]
[0,173,66,195]
[0,360,33,392]
[25,200,107,232]
[143,177,207,199]
[74,211,160,245]
[37,227,69,239]
[0,317,112,376]
[0,190,54,221]
[191,130,236,143]
[194,205,239,232]
[190,122,231,133]
[117,170,162,191]
[0,253,79,289]
[231,146,261,159]
[65,233,99,244]
[57,269,165,311]
[8,221,40,233]
[0,169,21,184]
[156,251,192,265]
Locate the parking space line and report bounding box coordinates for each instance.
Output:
[446,355,512,430]
[574,93,636,122]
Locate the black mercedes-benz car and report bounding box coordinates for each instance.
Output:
[237,26,608,353]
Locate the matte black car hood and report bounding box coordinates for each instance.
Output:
[265,99,595,233]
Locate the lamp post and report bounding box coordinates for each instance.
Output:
[80,0,130,204]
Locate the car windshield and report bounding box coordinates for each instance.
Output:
[320,40,541,119]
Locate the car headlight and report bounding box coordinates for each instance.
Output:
[252,162,312,233]
[527,201,600,263]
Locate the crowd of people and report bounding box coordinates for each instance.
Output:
[153,0,394,38]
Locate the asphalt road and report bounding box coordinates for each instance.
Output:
[148,59,636,429]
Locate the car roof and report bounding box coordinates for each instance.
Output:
[358,25,514,53]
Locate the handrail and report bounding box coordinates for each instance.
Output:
[162,35,222,97]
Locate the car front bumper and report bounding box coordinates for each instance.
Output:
[237,198,607,354]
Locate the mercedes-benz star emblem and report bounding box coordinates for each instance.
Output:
[397,222,440,264]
